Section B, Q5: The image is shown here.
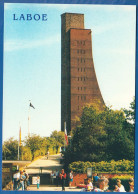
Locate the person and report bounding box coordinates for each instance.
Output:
[86,178,93,191]
[69,170,73,188]
[36,176,40,189]
[104,177,109,192]
[47,151,50,159]
[93,178,105,192]
[93,173,99,182]
[59,169,66,191]
[23,170,28,190]
[116,179,126,192]
[19,171,26,190]
[13,170,20,190]
[50,171,55,185]
[55,169,59,187]
[93,173,99,187]
[128,178,134,192]
[113,185,120,192]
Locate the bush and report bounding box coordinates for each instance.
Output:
[69,160,134,173]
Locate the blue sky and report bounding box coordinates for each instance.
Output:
[3,3,136,141]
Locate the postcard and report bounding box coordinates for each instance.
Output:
[1,1,137,193]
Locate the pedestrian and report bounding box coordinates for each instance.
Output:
[23,170,28,190]
[50,171,55,185]
[13,170,20,190]
[93,178,105,192]
[69,170,73,188]
[113,185,120,192]
[86,178,93,191]
[19,171,26,190]
[116,179,126,192]
[47,150,49,159]
[55,169,59,187]
[60,169,66,191]
[36,176,40,189]
[128,178,134,192]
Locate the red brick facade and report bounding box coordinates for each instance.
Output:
[61,13,104,134]
[71,173,134,187]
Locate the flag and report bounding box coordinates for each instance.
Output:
[19,127,21,146]
[65,128,68,145]
[30,102,35,109]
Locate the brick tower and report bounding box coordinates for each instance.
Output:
[61,13,104,134]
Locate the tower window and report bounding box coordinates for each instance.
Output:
[84,77,85,81]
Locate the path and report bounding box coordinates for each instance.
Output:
[25,154,63,174]
[27,185,82,191]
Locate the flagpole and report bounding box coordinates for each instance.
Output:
[28,101,30,137]
[64,121,66,151]
[18,123,20,160]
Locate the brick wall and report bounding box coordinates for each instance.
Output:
[71,173,134,186]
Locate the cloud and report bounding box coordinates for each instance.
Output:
[4,34,61,52]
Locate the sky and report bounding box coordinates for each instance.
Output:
[3,3,136,142]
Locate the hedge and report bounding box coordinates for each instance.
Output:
[69,160,134,173]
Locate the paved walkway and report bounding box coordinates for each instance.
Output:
[27,185,82,191]
[25,154,63,174]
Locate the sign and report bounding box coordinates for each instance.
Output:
[32,176,40,185]
[87,167,92,178]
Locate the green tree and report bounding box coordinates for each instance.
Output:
[50,130,65,153]
[64,104,108,164]
[21,146,32,161]
[64,101,134,166]
[2,137,18,160]
[104,107,134,161]
[24,134,43,159]
[124,97,135,123]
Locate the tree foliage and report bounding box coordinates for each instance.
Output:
[64,100,134,166]
[2,130,65,161]
[2,137,18,160]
